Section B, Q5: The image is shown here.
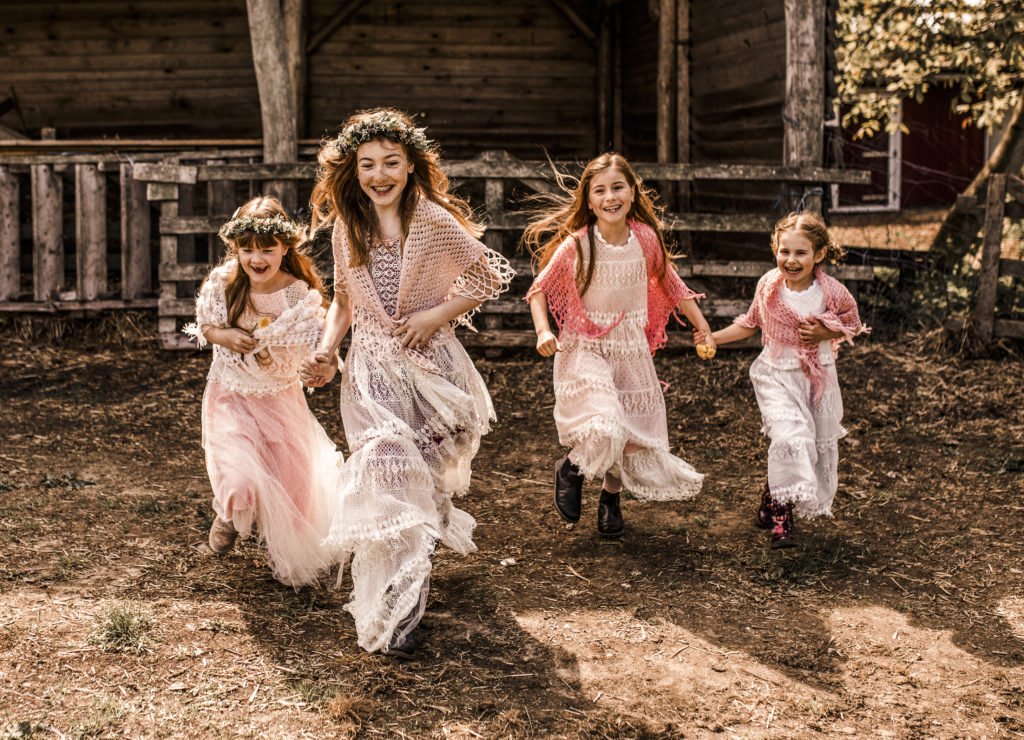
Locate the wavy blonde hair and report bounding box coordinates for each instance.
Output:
[771,212,846,264]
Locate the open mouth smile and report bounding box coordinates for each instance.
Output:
[371,185,396,196]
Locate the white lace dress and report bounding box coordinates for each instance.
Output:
[550,226,703,500]
[326,232,509,654]
[749,279,844,517]
[192,268,343,587]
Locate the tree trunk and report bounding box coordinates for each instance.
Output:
[246,0,298,211]
[931,94,1024,259]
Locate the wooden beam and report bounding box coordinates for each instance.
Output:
[657,0,676,165]
[676,0,691,249]
[973,173,1007,346]
[246,0,298,210]
[597,14,611,150]
[613,7,623,153]
[120,163,152,299]
[31,163,63,301]
[75,164,107,301]
[306,0,369,55]
[284,0,308,137]
[0,167,19,300]
[783,2,825,165]
[546,0,598,46]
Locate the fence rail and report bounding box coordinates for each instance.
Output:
[0,143,876,349]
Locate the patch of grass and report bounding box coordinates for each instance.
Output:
[93,602,153,654]
[71,698,126,738]
[0,721,33,740]
[50,550,92,582]
[131,498,167,516]
[0,481,15,494]
[290,678,339,708]
[40,472,95,492]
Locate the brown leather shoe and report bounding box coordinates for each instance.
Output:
[208,517,238,554]
[769,500,797,550]
[755,483,773,530]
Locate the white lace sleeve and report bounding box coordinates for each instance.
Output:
[184,264,232,348]
[448,248,515,330]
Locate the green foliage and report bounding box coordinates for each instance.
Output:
[837,1,1024,136]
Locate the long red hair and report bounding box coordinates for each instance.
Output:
[522,152,676,296]
[310,107,482,267]
[209,195,328,329]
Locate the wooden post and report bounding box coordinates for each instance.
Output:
[246,0,298,211]
[207,170,235,263]
[74,163,107,300]
[484,178,504,253]
[31,164,63,301]
[0,167,19,300]
[158,200,181,348]
[676,0,691,250]
[784,0,826,212]
[597,14,612,151]
[613,8,623,153]
[973,174,1007,347]
[120,163,152,299]
[657,0,677,203]
[284,0,307,138]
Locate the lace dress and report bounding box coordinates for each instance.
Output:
[192,267,342,587]
[749,279,844,517]
[550,226,703,500]
[325,211,512,654]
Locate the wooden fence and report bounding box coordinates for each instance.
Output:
[0,146,875,350]
[955,173,1024,346]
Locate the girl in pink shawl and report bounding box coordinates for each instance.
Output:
[703,212,868,550]
[525,153,713,539]
[300,109,513,659]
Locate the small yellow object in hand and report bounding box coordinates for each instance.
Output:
[256,316,273,329]
[696,343,716,360]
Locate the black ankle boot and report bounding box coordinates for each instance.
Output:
[383,605,422,660]
[554,456,584,523]
[769,499,797,550]
[755,483,773,530]
[597,489,624,538]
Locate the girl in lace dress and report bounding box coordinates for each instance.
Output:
[187,196,342,587]
[704,212,867,549]
[300,109,513,658]
[525,153,713,539]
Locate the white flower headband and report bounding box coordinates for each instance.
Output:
[219,212,301,241]
[334,112,430,158]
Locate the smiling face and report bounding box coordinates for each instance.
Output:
[356,138,414,213]
[587,167,635,234]
[775,230,825,291]
[237,238,288,292]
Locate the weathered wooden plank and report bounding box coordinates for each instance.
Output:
[198,162,314,181]
[132,163,199,185]
[0,167,19,301]
[657,0,676,167]
[158,201,180,323]
[546,0,597,45]
[0,298,158,313]
[783,0,825,169]
[484,179,504,252]
[306,0,370,53]
[74,164,107,301]
[120,163,153,299]
[147,182,180,201]
[1007,175,1024,204]
[31,164,63,301]
[973,173,1007,346]
[160,262,215,281]
[994,318,1024,340]
[1000,258,1024,281]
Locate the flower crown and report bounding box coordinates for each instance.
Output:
[335,112,430,157]
[219,213,301,241]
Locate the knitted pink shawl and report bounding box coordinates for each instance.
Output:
[735,266,868,405]
[526,221,702,354]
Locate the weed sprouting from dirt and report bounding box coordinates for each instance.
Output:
[93,603,153,654]
[40,472,95,491]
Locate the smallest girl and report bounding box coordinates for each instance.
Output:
[186,195,342,587]
[703,212,867,549]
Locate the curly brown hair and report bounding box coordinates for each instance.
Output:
[771,212,845,264]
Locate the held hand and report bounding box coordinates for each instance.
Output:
[299,352,338,387]
[799,318,832,345]
[536,329,560,357]
[219,328,257,354]
[692,328,717,360]
[392,308,445,350]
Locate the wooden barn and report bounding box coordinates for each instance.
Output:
[0,0,873,347]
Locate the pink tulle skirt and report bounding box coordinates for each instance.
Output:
[202,381,342,587]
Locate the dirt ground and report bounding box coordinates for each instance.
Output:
[1,320,1023,739]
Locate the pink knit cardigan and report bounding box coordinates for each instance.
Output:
[735,266,868,405]
[526,221,702,354]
